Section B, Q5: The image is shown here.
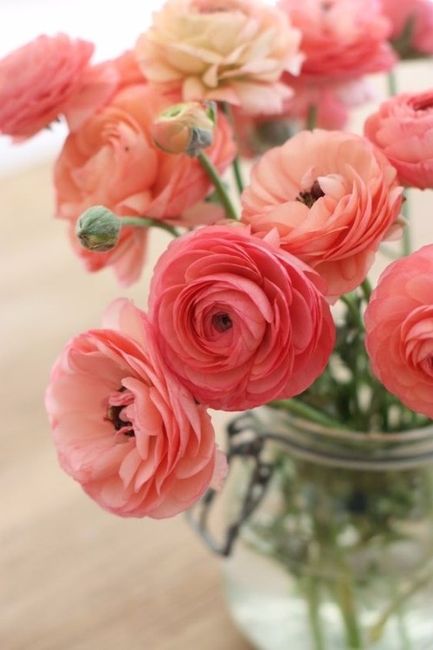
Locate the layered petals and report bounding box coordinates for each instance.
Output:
[46,299,221,518]
[241,129,403,299]
[365,245,433,419]
[149,225,335,411]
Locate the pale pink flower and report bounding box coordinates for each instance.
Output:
[279,0,396,83]
[380,0,433,57]
[55,83,235,286]
[136,0,303,114]
[365,245,433,420]
[46,299,224,518]
[365,91,433,190]
[0,34,95,139]
[149,225,335,411]
[241,129,403,300]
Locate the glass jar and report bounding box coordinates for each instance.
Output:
[221,409,433,650]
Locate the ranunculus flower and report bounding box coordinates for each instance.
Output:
[0,34,95,139]
[364,91,433,190]
[135,0,303,114]
[380,0,433,58]
[149,225,335,411]
[365,245,433,420]
[279,0,396,83]
[46,298,223,518]
[55,83,235,286]
[241,129,403,300]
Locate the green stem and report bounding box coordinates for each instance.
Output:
[197,151,238,220]
[120,216,179,237]
[232,156,245,195]
[307,105,318,130]
[387,69,398,97]
[368,561,433,644]
[269,399,346,430]
[335,577,364,649]
[304,577,326,650]
[360,279,372,303]
[341,294,364,331]
[402,192,411,256]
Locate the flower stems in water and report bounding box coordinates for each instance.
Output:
[197,150,239,219]
[304,576,326,650]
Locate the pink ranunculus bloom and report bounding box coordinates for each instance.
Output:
[55,83,235,286]
[149,225,335,411]
[380,0,433,57]
[136,0,303,114]
[279,0,396,83]
[0,34,95,139]
[365,91,433,190]
[241,129,403,300]
[64,50,146,131]
[365,245,433,420]
[46,299,224,518]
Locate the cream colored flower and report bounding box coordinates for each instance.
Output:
[136,0,303,114]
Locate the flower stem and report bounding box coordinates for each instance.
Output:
[120,216,179,237]
[387,69,398,97]
[341,294,364,331]
[307,105,318,130]
[269,399,346,429]
[232,156,245,195]
[360,279,372,303]
[402,192,411,256]
[304,576,326,650]
[335,577,364,649]
[197,151,239,220]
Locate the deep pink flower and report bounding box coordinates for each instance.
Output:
[55,83,235,286]
[365,245,433,420]
[279,0,396,83]
[149,225,335,411]
[241,129,403,300]
[380,0,433,57]
[365,91,433,190]
[46,299,223,518]
[0,34,95,139]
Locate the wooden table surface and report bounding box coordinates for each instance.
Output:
[0,165,251,650]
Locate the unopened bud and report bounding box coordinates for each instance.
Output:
[152,101,217,157]
[76,206,121,252]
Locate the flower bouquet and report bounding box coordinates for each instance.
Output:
[3,0,433,648]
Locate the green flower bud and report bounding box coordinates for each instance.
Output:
[76,206,121,252]
[152,101,217,157]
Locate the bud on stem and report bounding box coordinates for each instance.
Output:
[152,101,217,157]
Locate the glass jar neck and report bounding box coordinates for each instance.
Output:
[250,409,433,471]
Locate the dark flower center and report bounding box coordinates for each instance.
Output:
[107,387,135,437]
[296,180,325,208]
[212,312,233,332]
[412,96,433,112]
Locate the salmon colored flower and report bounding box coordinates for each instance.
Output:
[241,129,403,300]
[365,245,433,420]
[0,34,96,139]
[279,0,396,83]
[149,225,335,411]
[365,91,433,190]
[46,299,223,518]
[380,0,433,58]
[55,83,235,286]
[136,0,303,114]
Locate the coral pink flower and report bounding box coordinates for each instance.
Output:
[279,0,396,83]
[0,34,95,139]
[365,245,433,420]
[365,91,433,190]
[136,0,303,114]
[55,83,235,286]
[380,0,433,57]
[241,129,403,300]
[46,299,223,518]
[149,225,335,411]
